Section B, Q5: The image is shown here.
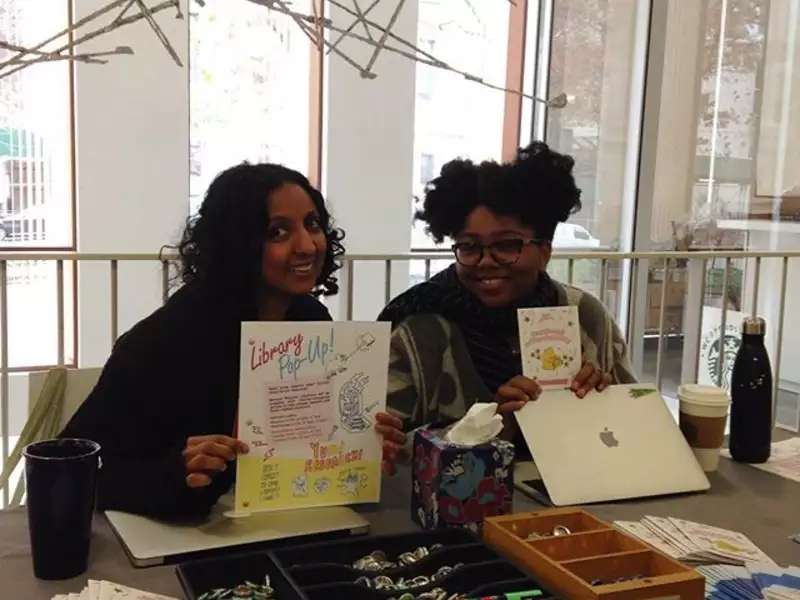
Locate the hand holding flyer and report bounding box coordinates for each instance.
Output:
[234,322,390,515]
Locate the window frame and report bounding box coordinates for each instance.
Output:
[0,0,78,371]
[0,1,77,252]
[308,0,325,188]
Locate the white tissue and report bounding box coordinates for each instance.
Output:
[444,402,504,446]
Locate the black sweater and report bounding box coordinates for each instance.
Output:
[60,283,331,518]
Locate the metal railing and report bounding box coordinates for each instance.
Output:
[1,249,799,506]
[343,250,796,393]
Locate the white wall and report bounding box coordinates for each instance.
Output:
[73,0,190,367]
[323,1,418,322]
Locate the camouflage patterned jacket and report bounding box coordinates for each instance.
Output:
[384,280,637,434]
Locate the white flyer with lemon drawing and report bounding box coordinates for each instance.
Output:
[518,306,581,388]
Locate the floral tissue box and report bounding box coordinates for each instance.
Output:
[411,427,514,532]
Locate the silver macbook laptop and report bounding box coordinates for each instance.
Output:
[106,493,370,567]
[513,384,710,506]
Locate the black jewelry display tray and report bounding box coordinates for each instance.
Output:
[176,550,301,600]
[177,529,557,599]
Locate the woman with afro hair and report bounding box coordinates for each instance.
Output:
[61,163,344,517]
[374,143,636,474]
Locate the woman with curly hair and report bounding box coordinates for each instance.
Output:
[374,143,636,474]
[61,163,345,517]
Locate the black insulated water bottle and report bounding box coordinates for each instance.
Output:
[729,317,772,464]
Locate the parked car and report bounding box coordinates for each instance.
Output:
[552,223,601,249]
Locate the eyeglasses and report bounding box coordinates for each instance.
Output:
[451,238,548,266]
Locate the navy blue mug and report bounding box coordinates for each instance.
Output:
[23,438,101,580]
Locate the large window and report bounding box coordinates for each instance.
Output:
[540,0,647,253]
[189,0,314,214]
[404,0,799,429]
[622,0,799,427]
[409,1,649,300]
[0,0,73,248]
[0,0,76,504]
[632,0,772,398]
[521,0,649,331]
[411,0,510,250]
[0,0,76,371]
[641,0,768,251]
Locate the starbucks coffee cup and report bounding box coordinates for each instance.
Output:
[678,384,730,472]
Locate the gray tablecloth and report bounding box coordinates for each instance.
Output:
[2,438,799,599]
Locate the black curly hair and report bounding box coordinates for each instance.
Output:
[171,163,344,310]
[415,141,582,243]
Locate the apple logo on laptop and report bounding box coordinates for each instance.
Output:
[599,427,619,448]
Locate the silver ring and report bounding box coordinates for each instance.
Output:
[552,525,572,536]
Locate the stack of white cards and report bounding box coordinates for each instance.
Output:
[614,516,775,566]
[52,580,178,600]
[697,564,800,599]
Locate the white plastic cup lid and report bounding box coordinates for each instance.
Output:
[678,384,730,407]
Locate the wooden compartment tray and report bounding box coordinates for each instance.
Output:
[484,508,705,600]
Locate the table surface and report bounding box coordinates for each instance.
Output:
[2,435,799,599]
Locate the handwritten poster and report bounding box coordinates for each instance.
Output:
[234,321,390,514]
[518,306,581,388]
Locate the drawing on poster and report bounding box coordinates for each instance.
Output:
[339,372,372,433]
[292,473,309,497]
[314,477,331,495]
[325,332,377,378]
[339,469,368,496]
[327,424,339,441]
